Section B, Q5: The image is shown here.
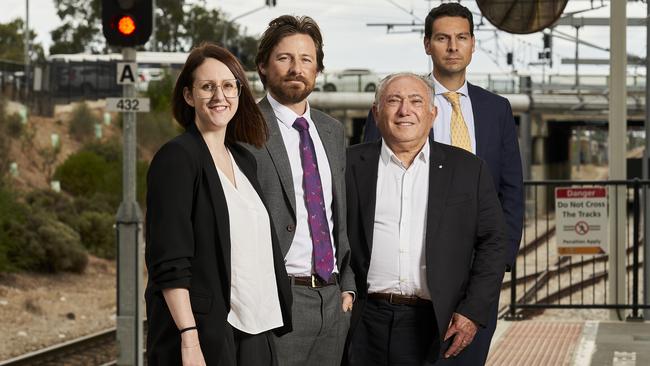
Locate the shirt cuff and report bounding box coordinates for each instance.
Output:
[343,291,356,302]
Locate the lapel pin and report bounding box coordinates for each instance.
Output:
[438,164,443,169]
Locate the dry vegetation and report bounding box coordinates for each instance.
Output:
[0,102,123,361]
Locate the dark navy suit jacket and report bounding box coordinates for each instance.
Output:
[364,83,524,267]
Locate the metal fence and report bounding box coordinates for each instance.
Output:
[0,59,25,101]
[506,180,648,320]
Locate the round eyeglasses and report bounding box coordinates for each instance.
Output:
[193,79,241,99]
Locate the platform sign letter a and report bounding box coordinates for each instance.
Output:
[117,62,137,85]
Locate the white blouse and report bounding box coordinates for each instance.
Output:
[216,151,283,335]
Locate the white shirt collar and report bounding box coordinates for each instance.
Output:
[266,92,312,129]
[380,138,430,169]
[431,75,469,98]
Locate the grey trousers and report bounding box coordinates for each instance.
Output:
[273,281,351,366]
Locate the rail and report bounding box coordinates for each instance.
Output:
[0,328,116,366]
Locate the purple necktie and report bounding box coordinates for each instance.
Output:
[293,117,334,281]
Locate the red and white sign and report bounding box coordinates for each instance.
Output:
[555,187,608,255]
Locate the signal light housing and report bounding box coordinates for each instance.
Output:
[102,0,152,47]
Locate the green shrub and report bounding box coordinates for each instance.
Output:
[77,211,116,259]
[74,193,115,216]
[0,189,87,273]
[68,102,98,142]
[0,99,11,181]
[54,150,116,200]
[25,189,78,228]
[54,142,149,209]
[0,96,6,125]
[146,71,174,112]
[136,160,148,205]
[0,186,29,272]
[137,111,179,155]
[0,135,8,183]
[29,213,88,273]
[84,139,121,162]
[5,113,23,138]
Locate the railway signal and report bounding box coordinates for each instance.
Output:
[102,2,150,365]
[102,0,152,47]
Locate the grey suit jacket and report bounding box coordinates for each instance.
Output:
[245,96,356,293]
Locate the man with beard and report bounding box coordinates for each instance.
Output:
[245,15,355,366]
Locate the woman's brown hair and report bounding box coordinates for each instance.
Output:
[172,42,268,148]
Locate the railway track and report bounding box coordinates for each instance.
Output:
[499,219,644,319]
[0,322,147,366]
[0,328,117,366]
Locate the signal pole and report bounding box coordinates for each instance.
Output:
[115,46,144,366]
[101,1,153,364]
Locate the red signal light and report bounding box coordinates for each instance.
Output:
[102,0,152,46]
[117,15,136,35]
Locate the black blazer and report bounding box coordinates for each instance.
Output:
[363,83,524,268]
[144,124,292,366]
[346,139,507,362]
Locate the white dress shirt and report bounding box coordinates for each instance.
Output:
[217,152,283,334]
[367,140,431,299]
[267,93,339,277]
[431,76,477,154]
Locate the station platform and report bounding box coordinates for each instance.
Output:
[486,320,650,366]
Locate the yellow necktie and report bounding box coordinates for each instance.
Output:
[443,91,472,153]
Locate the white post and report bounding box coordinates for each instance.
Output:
[608,0,627,321]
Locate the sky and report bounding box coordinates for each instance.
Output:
[1,0,648,77]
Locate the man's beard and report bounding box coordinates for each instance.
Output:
[266,75,314,105]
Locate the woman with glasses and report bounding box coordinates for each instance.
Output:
[144,42,292,366]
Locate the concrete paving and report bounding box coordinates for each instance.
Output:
[486,319,650,366]
[588,321,650,366]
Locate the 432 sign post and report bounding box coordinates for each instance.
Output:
[107,61,151,112]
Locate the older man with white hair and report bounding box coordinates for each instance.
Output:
[345,72,508,365]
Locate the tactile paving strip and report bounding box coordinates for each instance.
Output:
[486,321,583,366]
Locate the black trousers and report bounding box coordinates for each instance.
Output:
[348,298,447,366]
[232,327,277,366]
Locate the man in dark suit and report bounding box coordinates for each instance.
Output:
[363,4,524,364]
[346,72,508,365]
[245,15,355,366]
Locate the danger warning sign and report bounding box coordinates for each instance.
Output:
[555,187,608,255]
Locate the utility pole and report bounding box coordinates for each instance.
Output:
[641,2,650,320]
[609,0,627,321]
[24,0,29,101]
[151,0,156,51]
[222,1,276,47]
[574,25,580,90]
